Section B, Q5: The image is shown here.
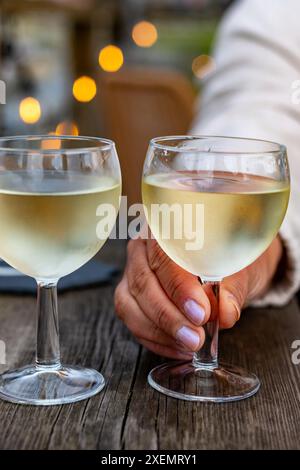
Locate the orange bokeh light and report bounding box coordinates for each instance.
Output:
[132,21,158,48]
[73,75,97,102]
[41,132,61,150]
[55,121,79,136]
[19,97,41,124]
[98,45,124,72]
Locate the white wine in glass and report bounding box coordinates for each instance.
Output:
[143,172,289,280]
[0,136,121,406]
[142,136,290,402]
[0,172,120,279]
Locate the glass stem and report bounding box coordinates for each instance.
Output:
[35,280,61,369]
[192,280,221,370]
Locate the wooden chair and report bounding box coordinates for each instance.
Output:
[99,67,196,205]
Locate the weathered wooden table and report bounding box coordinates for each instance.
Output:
[0,239,299,450]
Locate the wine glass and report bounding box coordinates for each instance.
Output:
[0,135,121,405]
[142,135,290,402]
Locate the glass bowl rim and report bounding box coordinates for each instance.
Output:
[0,135,116,154]
[149,135,286,155]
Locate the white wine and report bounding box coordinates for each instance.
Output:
[0,171,121,279]
[142,172,289,279]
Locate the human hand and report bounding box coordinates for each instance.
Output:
[114,235,283,358]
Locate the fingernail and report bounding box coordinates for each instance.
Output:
[176,326,200,350]
[183,299,205,325]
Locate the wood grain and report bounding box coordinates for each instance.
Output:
[0,240,299,450]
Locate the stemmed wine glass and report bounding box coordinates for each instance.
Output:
[142,136,290,402]
[0,135,121,405]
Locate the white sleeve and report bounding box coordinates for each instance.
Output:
[191,0,300,306]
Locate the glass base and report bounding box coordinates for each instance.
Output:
[148,361,260,402]
[0,364,105,405]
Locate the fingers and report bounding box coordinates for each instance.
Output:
[125,239,205,351]
[219,270,249,329]
[115,276,190,351]
[146,238,211,325]
[115,276,194,359]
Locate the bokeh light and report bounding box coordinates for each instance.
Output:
[98,45,124,72]
[132,21,158,47]
[132,21,158,48]
[192,55,216,79]
[19,97,41,124]
[55,121,79,136]
[41,132,61,150]
[72,75,97,102]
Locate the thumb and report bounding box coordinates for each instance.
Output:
[146,237,211,325]
[219,270,249,329]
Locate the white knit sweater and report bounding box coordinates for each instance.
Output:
[191,0,300,306]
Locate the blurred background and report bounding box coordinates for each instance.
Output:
[0,0,233,203]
